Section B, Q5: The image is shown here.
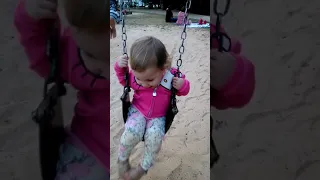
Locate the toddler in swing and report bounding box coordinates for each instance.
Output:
[114,36,190,180]
[14,0,119,179]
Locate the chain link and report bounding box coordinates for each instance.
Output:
[120,1,130,91]
[211,0,231,52]
[120,0,191,73]
[177,0,192,72]
[211,0,231,169]
[121,2,128,57]
[213,0,230,16]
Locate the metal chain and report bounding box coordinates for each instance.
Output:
[211,0,232,168]
[176,0,192,72]
[120,0,191,73]
[120,1,131,93]
[121,1,128,57]
[213,0,230,16]
[212,0,231,52]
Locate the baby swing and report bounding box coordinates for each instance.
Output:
[119,0,192,138]
[210,0,232,168]
[31,22,67,180]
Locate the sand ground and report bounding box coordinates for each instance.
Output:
[110,12,210,180]
[211,0,320,179]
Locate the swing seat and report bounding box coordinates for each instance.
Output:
[121,88,178,140]
[32,83,67,180]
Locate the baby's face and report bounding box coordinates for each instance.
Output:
[71,27,110,61]
[133,67,165,88]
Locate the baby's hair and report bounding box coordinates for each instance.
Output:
[130,36,171,72]
[63,0,108,32]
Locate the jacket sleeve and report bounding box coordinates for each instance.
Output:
[14,0,68,81]
[114,61,129,86]
[211,54,255,110]
[170,68,190,96]
[210,23,255,109]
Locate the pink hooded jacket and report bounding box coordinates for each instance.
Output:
[114,62,190,118]
[210,23,255,109]
[14,0,110,171]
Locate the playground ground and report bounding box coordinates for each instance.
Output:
[211,0,320,179]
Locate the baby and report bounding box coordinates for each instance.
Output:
[114,36,190,180]
[14,0,119,179]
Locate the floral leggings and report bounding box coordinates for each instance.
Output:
[55,138,109,180]
[118,106,166,171]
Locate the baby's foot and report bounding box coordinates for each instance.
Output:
[118,159,131,178]
[123,165,146,180]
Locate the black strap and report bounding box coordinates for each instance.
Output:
[31,23,66,180]
[210,0,232,168]
[45,23,66,97]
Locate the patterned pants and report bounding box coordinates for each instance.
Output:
[55,139,109,180]
[118,106,166,171]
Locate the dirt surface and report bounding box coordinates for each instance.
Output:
[211,0,320,179]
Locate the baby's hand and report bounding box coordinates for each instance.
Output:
[173,77,184,90]
[210,49,236,89]
[25,0,58,20]
[118,55,129,68]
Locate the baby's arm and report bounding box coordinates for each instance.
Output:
[114,61,130,86]
[171,68,190,96]
[14,0,68,81]
[211,53,255,110]
[210,25,255,110]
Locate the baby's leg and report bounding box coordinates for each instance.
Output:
[55,141,108,180]
[119,106,146,160]
[141,117,166,171]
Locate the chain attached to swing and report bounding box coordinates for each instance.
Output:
[120,1,131,103]
[31,22,67,180]
[211,0,231,52]
[32,23,66,125]
[168,0,192,116]
[177,0,191,73]
[211,0,231,168]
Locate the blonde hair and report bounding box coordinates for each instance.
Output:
[63,0,108,32]
[130,36,171,72]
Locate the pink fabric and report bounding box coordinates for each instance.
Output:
[14,0,110,171]
[176,11,190,25]
[210,23,255,109]
[114,62,190,118]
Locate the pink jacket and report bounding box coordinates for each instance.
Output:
[14,0,110,171]
[114,62,190,118]
[210,23,255,109]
